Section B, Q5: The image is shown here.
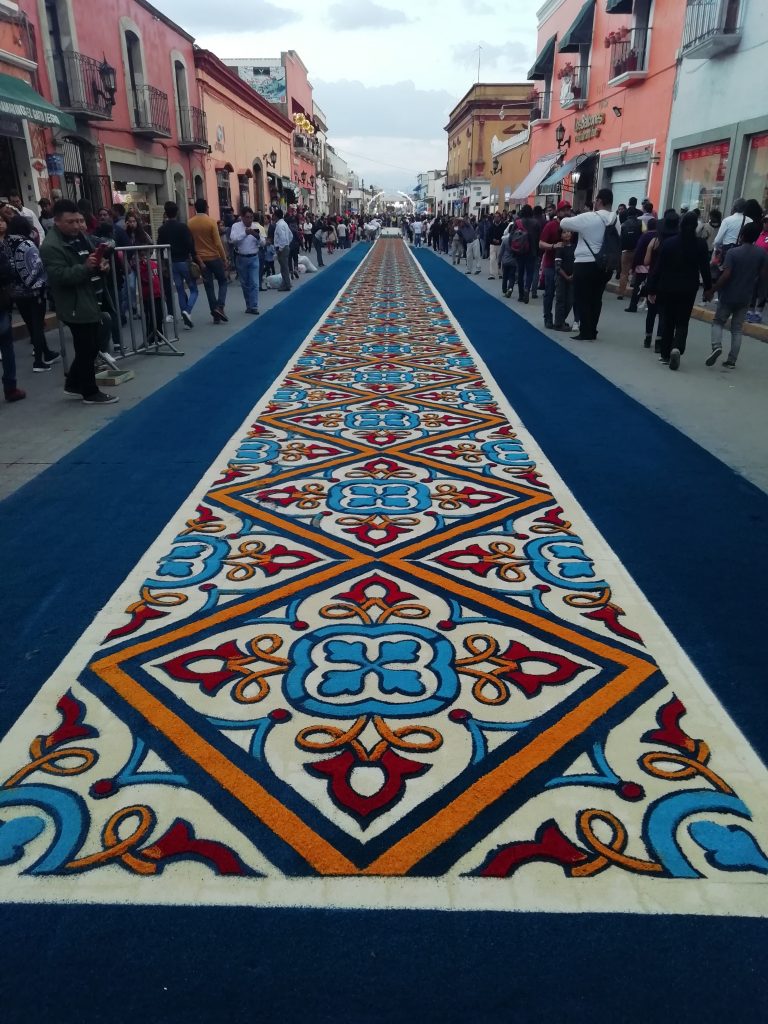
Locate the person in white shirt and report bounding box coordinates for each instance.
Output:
[9,190,44,244]
[411,218,423,246]
[713,198,753,250]
[229,207,262,313]
[302,218,313,251]
[337,219,348,249]
[273,210,293,291]
[560,188,618,340]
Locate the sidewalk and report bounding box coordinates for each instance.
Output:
[0,246,351,501]
[425,248,768,495]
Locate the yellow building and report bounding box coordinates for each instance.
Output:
[444,83,534,214]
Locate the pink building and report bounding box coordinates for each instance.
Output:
[28,0,208,223]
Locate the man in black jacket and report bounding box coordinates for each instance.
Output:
[157,201,198,329]
[617,206,642,300]
[487,213,505,280]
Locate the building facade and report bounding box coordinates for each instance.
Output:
[661,0,767,216]
[224,52,321,208]
[445,83,533,216]
[527,0,685,211]
[194,50,293,219]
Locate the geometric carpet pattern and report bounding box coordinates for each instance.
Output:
[2,238,768,913]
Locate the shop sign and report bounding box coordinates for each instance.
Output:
[679,141,729,161]
[574,113,605,142]
[46,153,65,175]
[0,113,24,138]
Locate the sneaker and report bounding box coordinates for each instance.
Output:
[488,275,495,280]
[32,360,52,373]
[98,350,120,372]
[643,335,652,348]
[212,309,224,323]
[216,307,229,323]
[43,350,61,365]
[4,387,26,403]
[165,313,175,323]
[705,346,722,367]
[474,270,481,275]
[571,323,581,333]
[616,294,625,300]
[723,359,736,368]
[669,347,681,371]
[82,390,119,405]
[544,320,554,329]
[625,306,637,313]
[465,270,471,274]
[181,311,194,329]
[659,356,669,364]
[245,307,260,315]
[552,322,571,331]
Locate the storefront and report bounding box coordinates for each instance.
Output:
[109,159,168,232]
[671,141,729,217]
[743,133,768,211]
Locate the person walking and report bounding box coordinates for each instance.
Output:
[312,219,326,267]
[747,212,768,322]
[229,206,262,314]
[713,198,752,255]
[7,215,59,372]
[560,189,619,341]
[303,216,314,252]
[706,221,768,369]
[529,206,545,298]
[539,200,571,328]
[157,201,198,329]
[273,209,294,291]
[460,219,481,274]
[498,228,517,298]
[40,198,118,404]
[188,198,229,323]
[624,217,657,315]
[647,211,713,371]
[508,205,536,302]
[8,189,44,243]
[487,213,505,280]
[0,216,25,402]
[617,205,642,300]
[641,211,679,350]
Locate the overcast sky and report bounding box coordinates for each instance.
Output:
[154,0,541,189]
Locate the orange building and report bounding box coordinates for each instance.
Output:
[525,0,686,210]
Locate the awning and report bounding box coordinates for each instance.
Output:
[539,150,598,189]
[528,35,557,80]
[0,72,75,132]
[559,0,596,52]
[281,176,293,189]
[606,0,633,12]
[510,152,561,201]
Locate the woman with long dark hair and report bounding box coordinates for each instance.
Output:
[648,211,713,370]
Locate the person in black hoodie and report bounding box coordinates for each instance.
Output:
[648,210,713,371]
[617,206,642,300]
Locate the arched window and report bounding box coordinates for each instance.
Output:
[124,29,144,124]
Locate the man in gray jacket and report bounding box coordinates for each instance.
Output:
[460,219,482,275]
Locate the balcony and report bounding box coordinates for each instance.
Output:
[131,84,171,138]
[558,65,589,109]
[529,91,552,125]
[681,0,742,59]
[178,105,207,150]
[59,51,114,120]
[608,27,651,85]
[293,132,320,161]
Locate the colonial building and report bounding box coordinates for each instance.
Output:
[444,83,533,215]
[527,0,685,210]
[224,52,321,209]
[194,50,293,218]
[661,0,767,216]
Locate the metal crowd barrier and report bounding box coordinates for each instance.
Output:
[58,242,184,377]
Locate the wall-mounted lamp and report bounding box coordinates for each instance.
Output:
[97,55,117,108]
[498,105,506,120]
[555,122,571,151]
[612,105,623,117]
[491,155,501,175]
[571,170,581,186]
[263,150,277,168]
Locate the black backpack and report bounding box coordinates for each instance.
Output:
[584,214,621,274]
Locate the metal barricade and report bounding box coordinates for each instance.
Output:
[57,242,184,378]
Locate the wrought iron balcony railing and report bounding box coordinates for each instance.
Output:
[178,105,207,149]
[131,84,171,138]
[682,0,742,58]
[59,51,114,120]
[609,27,651,81]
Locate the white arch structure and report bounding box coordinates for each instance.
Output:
[366,190,416,213]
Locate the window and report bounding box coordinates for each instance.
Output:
[673,141,730,217]
[743,134,768,212]
[217,169,232,213]
[125,29,144,123]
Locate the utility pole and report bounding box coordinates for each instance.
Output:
[477,44,482,83]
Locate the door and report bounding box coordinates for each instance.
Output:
[45,0,69,106]
[609,164,649,209]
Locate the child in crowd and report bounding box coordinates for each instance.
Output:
[553,229,575,330]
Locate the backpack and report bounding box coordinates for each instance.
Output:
[584,214,621,274]
[509,219,530,256]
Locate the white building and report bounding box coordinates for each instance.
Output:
[661,0,768,215]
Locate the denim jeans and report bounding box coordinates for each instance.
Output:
[201,258,227,313]
[711,300,747,362]
[172,260,198,316]
[542,266,556,324]
[236,254,260,310]
[0,309,17,393]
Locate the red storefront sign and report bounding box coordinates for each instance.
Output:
[750,133,768,150]
[679,141,730,161]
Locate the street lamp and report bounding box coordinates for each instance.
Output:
[263,150,277,168]
[555,122,570,151]
[97,55,117,108]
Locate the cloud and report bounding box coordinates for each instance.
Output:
[462,0,494,13]
[313,79,454,139]
[331,136,446,191]
[327,0,410,30]
[452,39,531,71]
[153,0,300,33]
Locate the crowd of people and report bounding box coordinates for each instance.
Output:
[404,193,768,371]
[0,194,373,406]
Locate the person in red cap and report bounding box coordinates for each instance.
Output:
[538,200,572,329]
